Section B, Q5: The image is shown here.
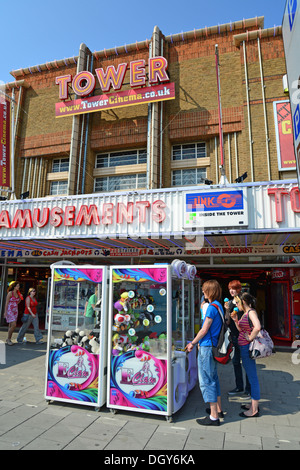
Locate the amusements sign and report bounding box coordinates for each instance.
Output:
[55,56,175,118]
[0,99,10,187]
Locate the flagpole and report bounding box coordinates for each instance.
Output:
[215,44,228,185]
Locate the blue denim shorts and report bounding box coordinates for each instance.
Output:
[197,346,221,403]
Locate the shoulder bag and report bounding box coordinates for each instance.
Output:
[248,312,275,359]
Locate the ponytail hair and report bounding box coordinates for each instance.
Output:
[240,292,256,309]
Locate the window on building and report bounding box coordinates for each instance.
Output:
[172,168,207,186]
[95,174,146,193]
[96,149,147,168]
[50,180,68,195]
[172,143,206,161]
[52,158,69,172]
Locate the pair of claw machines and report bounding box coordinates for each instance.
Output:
[45,260,200,422]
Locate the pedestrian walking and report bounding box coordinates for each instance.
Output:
[17,288,44,345]
[4,281,23,345]
[231,292,261,418]
[186,279,224,426]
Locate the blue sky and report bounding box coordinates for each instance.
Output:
[0,0,286,84]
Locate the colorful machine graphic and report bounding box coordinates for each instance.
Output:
[45,265,108,409]
[47,345,99,403]
[108,266,169,415]
[110,349,167,412]
[53,267,103,283]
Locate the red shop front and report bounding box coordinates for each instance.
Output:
[199,267,296,347]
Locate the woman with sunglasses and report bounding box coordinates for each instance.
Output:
[4,281,22,345]
[17,287,44,345]
[231,292,261,418]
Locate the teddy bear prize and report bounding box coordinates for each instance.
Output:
[51,298,102,354]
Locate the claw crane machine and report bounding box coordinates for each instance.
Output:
[172,262,198,403]
[45,262,108,411]
[107,260,198,422]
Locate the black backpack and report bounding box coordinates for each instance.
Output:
[210,303,234,365]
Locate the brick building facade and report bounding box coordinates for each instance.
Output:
[4,16,295,200]
[1,16,299,346]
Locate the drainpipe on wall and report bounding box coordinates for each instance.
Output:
[243,41,254,181]
[234,132,239,180]
[257,37,271,181]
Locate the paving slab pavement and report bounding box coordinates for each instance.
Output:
[0,330,299,453]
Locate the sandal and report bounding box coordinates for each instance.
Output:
[6,339,14,346]
[239,411,260,418]
[241,405,260,412]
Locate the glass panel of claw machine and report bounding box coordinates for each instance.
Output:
[171,261,198,414]
[185,264,198,392]
[107,265,172,418]
[45,264,108,410]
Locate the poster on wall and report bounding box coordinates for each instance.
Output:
[183,187,248,228]
[282,0,300,187]
[273,100,296,171]
[0,98,11,188]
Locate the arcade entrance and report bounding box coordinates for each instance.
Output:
[0,265,51,330]
[199,268,293,346]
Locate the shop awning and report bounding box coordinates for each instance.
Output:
[0,180,299,260]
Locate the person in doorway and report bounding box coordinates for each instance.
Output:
[84,287,98,329]
[224,280,251,398]
[4,281,23,345]
[186,280,224,426]
[231,293,261,418]
[17,288,44,345]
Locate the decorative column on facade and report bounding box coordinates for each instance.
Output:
[148,26,162,189]
[68,43,93,196]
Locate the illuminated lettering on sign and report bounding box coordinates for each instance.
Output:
[0,200,167,230]
[56,57,169,100]
[268,186,300,222]
[55,56,174,117]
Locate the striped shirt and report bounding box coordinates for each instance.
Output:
[238,312,253,346]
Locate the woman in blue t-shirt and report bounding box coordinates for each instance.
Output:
[186,279,224,426]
